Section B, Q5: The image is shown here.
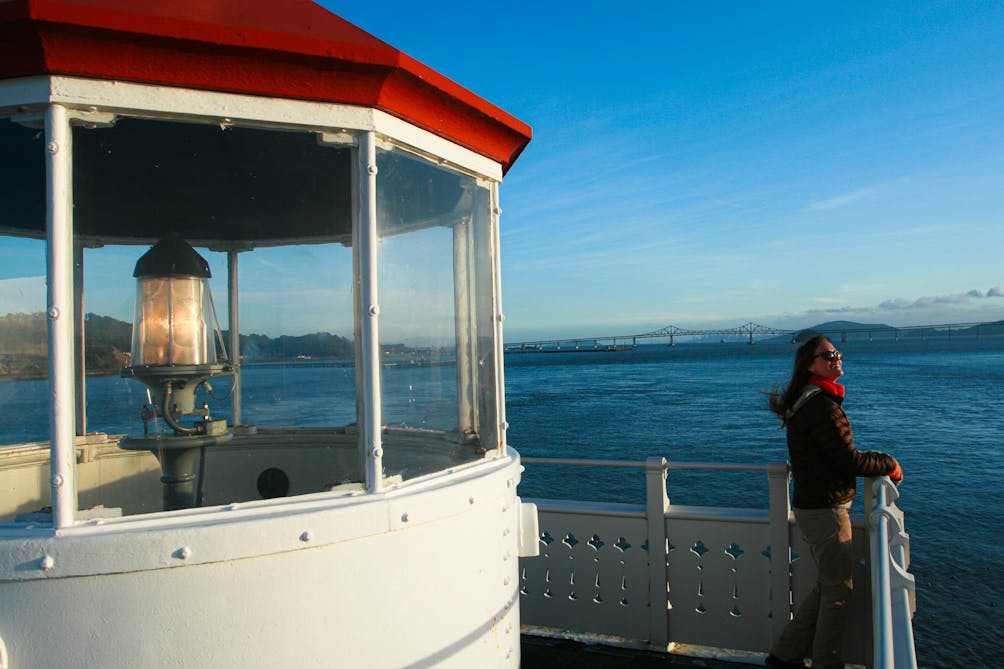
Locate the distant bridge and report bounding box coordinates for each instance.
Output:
[503,320,1001,353]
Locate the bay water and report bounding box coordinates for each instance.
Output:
[506,339,1003,669]
[2,338,1001,667]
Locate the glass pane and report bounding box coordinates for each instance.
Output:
[0,117,50,522]
[1,115,362,521]
[237,243,356,429]
[375,148,499,479]
[0,238,48,444]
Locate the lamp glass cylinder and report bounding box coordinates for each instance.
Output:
[131,275,215,366]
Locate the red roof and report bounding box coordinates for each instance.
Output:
[0,0,531,172]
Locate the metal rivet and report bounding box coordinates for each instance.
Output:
[367,164,378,175]
[498,313,505,322]
[401,513,409,522]
[300,531,313,543]
[46,141,58,154]
[178,546,192,560]
[50,474,64,487]
[372,447,383,458]
[40,555,55,571]
[47,306,59,320]
[469,497,475,505]
[369,304,380,316]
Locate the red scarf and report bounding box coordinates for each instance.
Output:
[808,375,845,398]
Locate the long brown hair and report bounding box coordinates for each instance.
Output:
[768,334,830,424]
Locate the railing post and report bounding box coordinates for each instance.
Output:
[646,456,670,650]
[767,460,792,642]
[868,477,918,669]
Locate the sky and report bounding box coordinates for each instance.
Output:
[333,1,1004,341]
[1,1,1002,343]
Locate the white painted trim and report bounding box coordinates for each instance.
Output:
[371,109,503,182]
[359,132,383,493]
[0,450,521,580]
[227,251,242,426]
[45,104,77,528]
[491,183,508,452]
[0,76,503,180]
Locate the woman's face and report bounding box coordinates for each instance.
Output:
[807,340,844,380]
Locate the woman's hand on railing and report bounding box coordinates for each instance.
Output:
[889,459,903,485]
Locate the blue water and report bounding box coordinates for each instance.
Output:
[2,338,1001,667]
[505,340,1004,669]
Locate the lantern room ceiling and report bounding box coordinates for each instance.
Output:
[0,0,531,172]
[0,116,472,248]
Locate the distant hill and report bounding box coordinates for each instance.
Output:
[0,312,131,380]
[788,320,895,342]
[949,320,1004,337]
[0,312,355,381]
[230,330,353,360]
[779,319,1004,342]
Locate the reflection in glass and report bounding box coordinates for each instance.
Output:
[376,147,500,463]
[0,111,506,521]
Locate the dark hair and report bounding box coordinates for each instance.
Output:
[768,334,830,424]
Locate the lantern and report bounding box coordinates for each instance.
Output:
[120,234,233,510]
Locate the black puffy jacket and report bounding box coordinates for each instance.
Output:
[786,389,896,509]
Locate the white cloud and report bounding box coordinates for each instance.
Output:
[805,186,879,212]
[783,288,1004,328]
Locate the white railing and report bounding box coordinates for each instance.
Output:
[519,457,916,667]
[864,477,918,669]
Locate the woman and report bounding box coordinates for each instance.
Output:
[765,335,902,669]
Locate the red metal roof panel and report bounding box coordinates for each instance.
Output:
[0,0,531,171]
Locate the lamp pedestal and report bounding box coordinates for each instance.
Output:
[120,364,234,511]
[120,431,232,510]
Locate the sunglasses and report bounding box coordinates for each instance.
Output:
[814,350,842,361]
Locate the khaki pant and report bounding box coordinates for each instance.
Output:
[770,506,854,669]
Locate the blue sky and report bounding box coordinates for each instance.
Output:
[1,2,1002,343]
[334,1,1004,341]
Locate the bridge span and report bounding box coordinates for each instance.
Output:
[503,320,1001,353]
